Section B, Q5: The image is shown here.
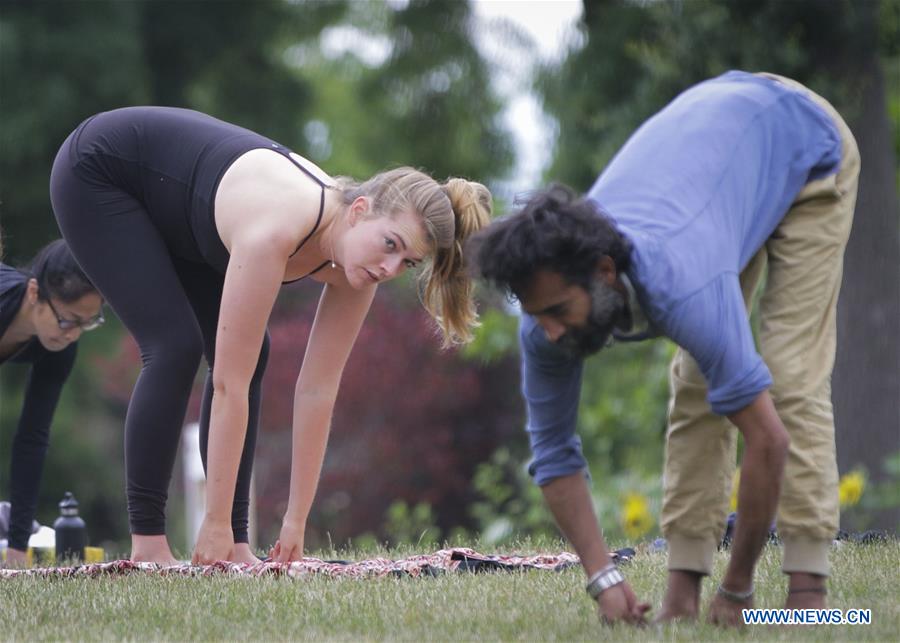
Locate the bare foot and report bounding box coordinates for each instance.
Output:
[655,604,699,622]
[232,543,261,564]
[130,534,179,566]
[655,570,702,623]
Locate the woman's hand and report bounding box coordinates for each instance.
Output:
[191,516,234,565]
[269,517,306,563]
[3,547,28,569]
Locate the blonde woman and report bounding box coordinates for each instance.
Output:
[50,107,491,565]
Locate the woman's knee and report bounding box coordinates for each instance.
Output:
[139,324,204,374]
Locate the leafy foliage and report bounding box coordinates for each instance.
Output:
[538,0,883,194]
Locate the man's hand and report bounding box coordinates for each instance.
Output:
[539,474,650,625]
[597,582,651,625]
[707,592,751,628]
[270,517,305,563]
[725,391,789,590]
[191,516,234,565]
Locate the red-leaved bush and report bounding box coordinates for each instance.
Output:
[94,284,523,547]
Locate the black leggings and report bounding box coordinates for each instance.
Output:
[50,143,267,543]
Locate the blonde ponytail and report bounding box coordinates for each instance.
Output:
[419,178,492,347]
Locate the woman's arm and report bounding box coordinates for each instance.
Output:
[7,344,77,553]
[191,226,295,564]
[271,281,376,562]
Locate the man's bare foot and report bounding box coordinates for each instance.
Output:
[3,547,28,569]
[785,572,827,610]
[130,534,178,566]
[655,570,703,622]
[232,543,261,564]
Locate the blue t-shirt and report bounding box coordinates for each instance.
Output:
[522,71,842,486]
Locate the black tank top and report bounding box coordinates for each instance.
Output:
[64,107,329,279]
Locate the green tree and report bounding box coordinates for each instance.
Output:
[360,0,514,179]
[0,0,333,261]
[290,0,514,182]
[0,0,147,260]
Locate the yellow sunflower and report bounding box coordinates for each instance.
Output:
[838,471,865,507]
[621,492,653,540]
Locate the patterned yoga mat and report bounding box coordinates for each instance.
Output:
[1,547,634,579]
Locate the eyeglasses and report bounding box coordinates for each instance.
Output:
[46,298,105,331]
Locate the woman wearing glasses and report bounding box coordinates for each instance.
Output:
[50,107,491,565]
[0,239,103,567]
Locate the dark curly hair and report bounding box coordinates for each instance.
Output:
[466,184,631,298]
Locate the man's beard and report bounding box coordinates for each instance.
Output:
[556,280,625,359]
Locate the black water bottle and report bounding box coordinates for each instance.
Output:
[53,492,86,563]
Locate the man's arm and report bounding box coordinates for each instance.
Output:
[519,316,649,624]
[668,276,786,585]
[723,390,790,591]
[541,473,611,575]
[542,472,649,623]
[665,278,788,624]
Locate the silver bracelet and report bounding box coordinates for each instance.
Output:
[586,563,624,600]
[716,583,754,603]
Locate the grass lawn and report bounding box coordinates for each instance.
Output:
[1,538,897,641]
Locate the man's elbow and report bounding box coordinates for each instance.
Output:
[771,428,790,459]
[757,425,790,464]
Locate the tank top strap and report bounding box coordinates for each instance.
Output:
[282,151,330,187]
[279,151,331,259]
[281,260,331,285]
[288,185,325,259]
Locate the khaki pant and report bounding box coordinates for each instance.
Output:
[661,74,860,577]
